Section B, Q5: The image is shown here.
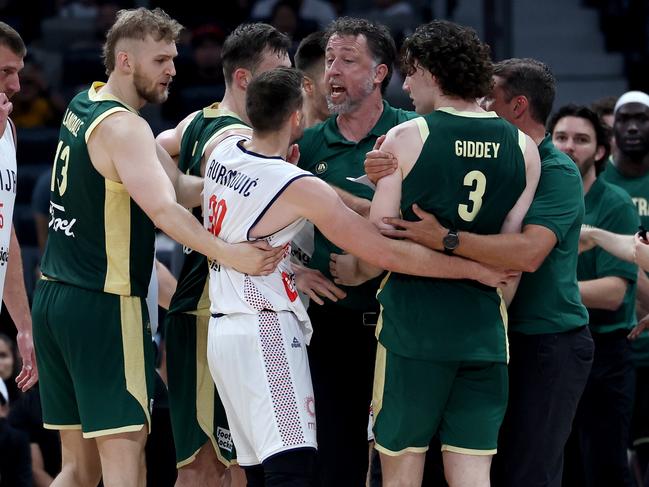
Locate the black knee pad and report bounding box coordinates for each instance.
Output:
[263,448,316,487]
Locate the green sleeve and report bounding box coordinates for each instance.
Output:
[594,200,639,282]
[523,164,583,244]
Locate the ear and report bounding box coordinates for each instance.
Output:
[595,144,606,161]
[303,75,314,96]
[233,68,251,91]
[374,63,389,87]
[116,50,133,74]
[512,95,529,119]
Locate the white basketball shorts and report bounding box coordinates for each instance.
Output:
[207,310,317,466]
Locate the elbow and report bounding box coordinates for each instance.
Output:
[519,249,548,273]
[602,291,626,311]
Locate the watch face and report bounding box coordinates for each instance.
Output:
[443,232,459,250]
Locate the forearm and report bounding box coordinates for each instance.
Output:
[456,231,542,272]
[155,260,177,310]
[592,229,635,263]
[4,227,32,333]
[333,186,371,217]
[579,277,628,311]
[175,174,203,209]
[636,270,649,318]
[380,238,486,280]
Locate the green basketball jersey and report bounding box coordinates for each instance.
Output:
[602,157,649,365]
[167,104,249,315]
[508,136,588,334]
[298,101,416,310]
[577,177,638,334]
[377,108,527,362]
[40,82,154,297]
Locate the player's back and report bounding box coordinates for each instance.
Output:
[40,82,155,297]
[168,104,249,315]
[203,136,313,334]
[378,108,527,363]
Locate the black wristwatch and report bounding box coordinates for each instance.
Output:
[443,229,459,255]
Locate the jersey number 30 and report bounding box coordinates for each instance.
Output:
[208,195,227,237]
[458,170,486,222]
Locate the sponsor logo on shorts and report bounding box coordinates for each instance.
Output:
[305,396,316,430]
[217,426,233,452]
[49,201,77,237]
[281,271,299,302]
[182,245,193,255]
[291,337,301,348]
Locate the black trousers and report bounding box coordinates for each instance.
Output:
[563,329,635,487]
[307,303,378,487]
[492,326,594,487]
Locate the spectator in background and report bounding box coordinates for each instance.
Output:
[9,385,62,487]
[252,0,336,29]
[592,95,619,157]
[163,24,227,121]
[364,0,421,44]
[0,333,19,403]
[269,1,319,51]
[10,62,64,128]
[0,377,32,486]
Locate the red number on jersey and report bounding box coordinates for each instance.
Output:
[208,195,227,237]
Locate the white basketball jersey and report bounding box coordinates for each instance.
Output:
[0,122,17,311]
[203,136,314,342]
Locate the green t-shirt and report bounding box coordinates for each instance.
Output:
[168,104,249,316]
[578,177,638,333]
[298,100,416,310]
[602,158,649,365]
[509,136,589,334]
[41,82,155,297]
[377,109,526,362]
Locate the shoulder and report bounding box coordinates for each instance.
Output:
[601,179,636,207]
[90,111,151,146]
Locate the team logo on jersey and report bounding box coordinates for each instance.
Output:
[315,161,327,174]
[49,201,77,237]
[281,271,299,302]
[217,426,233,452]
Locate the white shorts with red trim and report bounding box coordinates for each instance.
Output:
[207,310,317,466]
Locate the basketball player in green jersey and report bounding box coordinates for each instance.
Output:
[332,21,540,487]
[32,9,283,487]
[156,23,292,487]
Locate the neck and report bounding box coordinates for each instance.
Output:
[245,126,292,159]
[304,103,328,129]
[516,118,546,145]
[335,91,384,142]
[612,148,649,178]
[582,166,597,195]
[219,86,248,124]
[435,95,482,113]
[102,75,145,111]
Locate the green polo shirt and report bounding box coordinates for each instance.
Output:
[578,177,638,334]
[298,101,416,310]
[602,158,649,365]
[508,136,589,334]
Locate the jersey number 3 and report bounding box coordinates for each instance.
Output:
[208,195,227,237]
[458,170,486,222]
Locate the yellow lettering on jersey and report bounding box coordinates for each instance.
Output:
[61,109,84,138]
[634,197,649,216]
[455,140,500,159]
